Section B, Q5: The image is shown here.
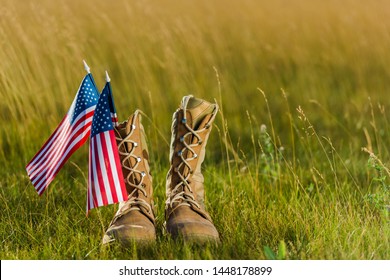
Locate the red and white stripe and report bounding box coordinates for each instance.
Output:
[26,106,95,195]
[111,112,119,127]
[87,129,127,212]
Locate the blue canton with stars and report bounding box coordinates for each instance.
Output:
[91,82,116,137]
[70,74,99,124]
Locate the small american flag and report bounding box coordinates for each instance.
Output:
[87,73,127,212]
[26,73,99,195]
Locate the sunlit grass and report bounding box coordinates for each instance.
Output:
[0,0,389,259]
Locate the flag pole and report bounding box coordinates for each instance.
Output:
[83,60,91,74]
[105,71,111,83]
[83,60,98,89]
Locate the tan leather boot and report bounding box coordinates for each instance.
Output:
[102,110,156,246]
[165,95,219,243]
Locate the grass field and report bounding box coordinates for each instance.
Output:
[1,0,390,259]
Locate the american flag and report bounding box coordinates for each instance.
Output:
[87,73,127,212]
[26,73,99,195]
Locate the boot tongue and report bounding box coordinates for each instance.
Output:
[174,96,216,189]
[181,96,216,130]
[113,114,136,153]
[115,113,144,197]
[125,114,136,135]
[114,122,128,148]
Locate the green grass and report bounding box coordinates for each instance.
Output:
[1,0,390,259]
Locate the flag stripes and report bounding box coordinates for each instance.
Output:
[26,68,127,214]
[86,79,127,213]
[111,112,119,126]
[26,107,94,176]
[26,116,68,169]
[87,126,127,211]
[26,107,95,194]
[26,73,99,195]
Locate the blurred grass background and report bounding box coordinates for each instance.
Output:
[0,0,389,259]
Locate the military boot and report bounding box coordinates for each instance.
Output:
[165,95,219,242]
[102,110,156,246]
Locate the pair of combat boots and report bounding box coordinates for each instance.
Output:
[102,95,219,245]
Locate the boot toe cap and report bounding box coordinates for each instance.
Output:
[103,212,156,246]
[167,207,219,243]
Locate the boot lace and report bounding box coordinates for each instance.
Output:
[114,115,152,218]
[169,98,218,210]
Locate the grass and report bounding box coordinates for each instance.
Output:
[1,0,390,259]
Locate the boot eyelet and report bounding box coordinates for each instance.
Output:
[177,151,182,156]
[141,171,146,177]
[193,153,198,158]
[131,124,136,130]
[181,118,187,124]
[137,157,141,162]
[133,142,138,147]
[180,136,184,142]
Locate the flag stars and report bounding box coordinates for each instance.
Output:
[70,76,99,124]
